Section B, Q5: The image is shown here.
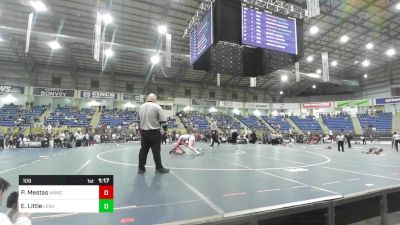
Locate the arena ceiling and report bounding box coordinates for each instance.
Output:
[0,0,399,96]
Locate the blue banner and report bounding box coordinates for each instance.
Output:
[375,97,400,105]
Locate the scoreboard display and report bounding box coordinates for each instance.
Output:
[242,3,298,55]
[19,175,113,213]
[189,4,213,65]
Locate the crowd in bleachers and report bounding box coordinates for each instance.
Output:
[262,115,291,131]
[357,112,392,134]
[321,112,354,133]
[236,115,268,130]
[0,104,47,127]
[178,111,210,132]
[45,106,93,128]
[290,116,322,133]
[99,109,137,128]
[209,113,241,131]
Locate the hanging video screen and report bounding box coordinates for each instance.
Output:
[242,3,298,55]
[189,5,213,65]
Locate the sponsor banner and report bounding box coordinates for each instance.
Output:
[375,97,400,105]
[336,99,370,108]
[219,101,244,108]
[192,99,217,107]
[80,90,117,100]
[272,103,300,109]
[33,87,75,97]
[244,102,270,109]
[303,102,332,109]
[0,85,25,94]
[123,94,142,102]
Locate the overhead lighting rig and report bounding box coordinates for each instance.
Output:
[242,0,306,19]
[183,0,215,38]
[183,0,306,38]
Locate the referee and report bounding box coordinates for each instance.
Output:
[137,93,169,174]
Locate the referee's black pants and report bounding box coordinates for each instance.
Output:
[139,130,163,170]
[338,141,344,152]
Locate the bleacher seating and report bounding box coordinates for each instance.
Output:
[99,109,137,127]
[237,115,268,130]
[211,114,241,130]
[261,116,291,131]
[290,116,322,133]
[357,113,392,134]
[166,117,178,129]
[322,114,354,133]
[46,107,93,127]
[179,112,209,132]
[0,104,46,127]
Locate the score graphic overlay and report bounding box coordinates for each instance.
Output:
[189,4,213,65]
[242,3,298,55]
[19,175,113,213]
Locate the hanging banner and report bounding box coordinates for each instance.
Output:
[336,99,370,108]
[0,85,25,94]
[295,62,300,82]
[122,94,142,102]
[303,102,332,109]
[250,77,256,87]
[375,97,400,105]
[25,12,33,53]
[93,12,102,62]
[244,102,270,109]
[192,99,217,107]
[80,90,117,100]
[165,33,171,68]
[307,0,320,18]
[322,52,329,82]
[219,101,244,108]
[33,87,75,97]
[217,73,220,87]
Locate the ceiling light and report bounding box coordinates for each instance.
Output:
[104,48,114,57]
[48,40,61,50]
[316,69,322,74]
[306,55,314,62]
[309,26,319,35]
[102,13,113,24]
[396,2,400,10]
[340,35,349,43]
[0,36,3,42]
[279,91,284,95]
[312,84,316,89]
[151,55,160,64]
[366,43,374,50]
[363,74,368,78]
[281,74,288,82]
[362,59,370,67]
[157,25,167,34]
[30,0,47,12]
[354,60,359,65]
[331,60,338,67]
[386,48,396,56]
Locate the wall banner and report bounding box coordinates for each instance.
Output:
[80,90,117,100]
[33,87,75,97]
[0,85,25,94]
[192,99,217,107]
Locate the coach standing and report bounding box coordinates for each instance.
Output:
[137,94,169,174]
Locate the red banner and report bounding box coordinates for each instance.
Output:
[303,102,331,109]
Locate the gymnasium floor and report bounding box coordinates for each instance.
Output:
[1,142,400,225]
